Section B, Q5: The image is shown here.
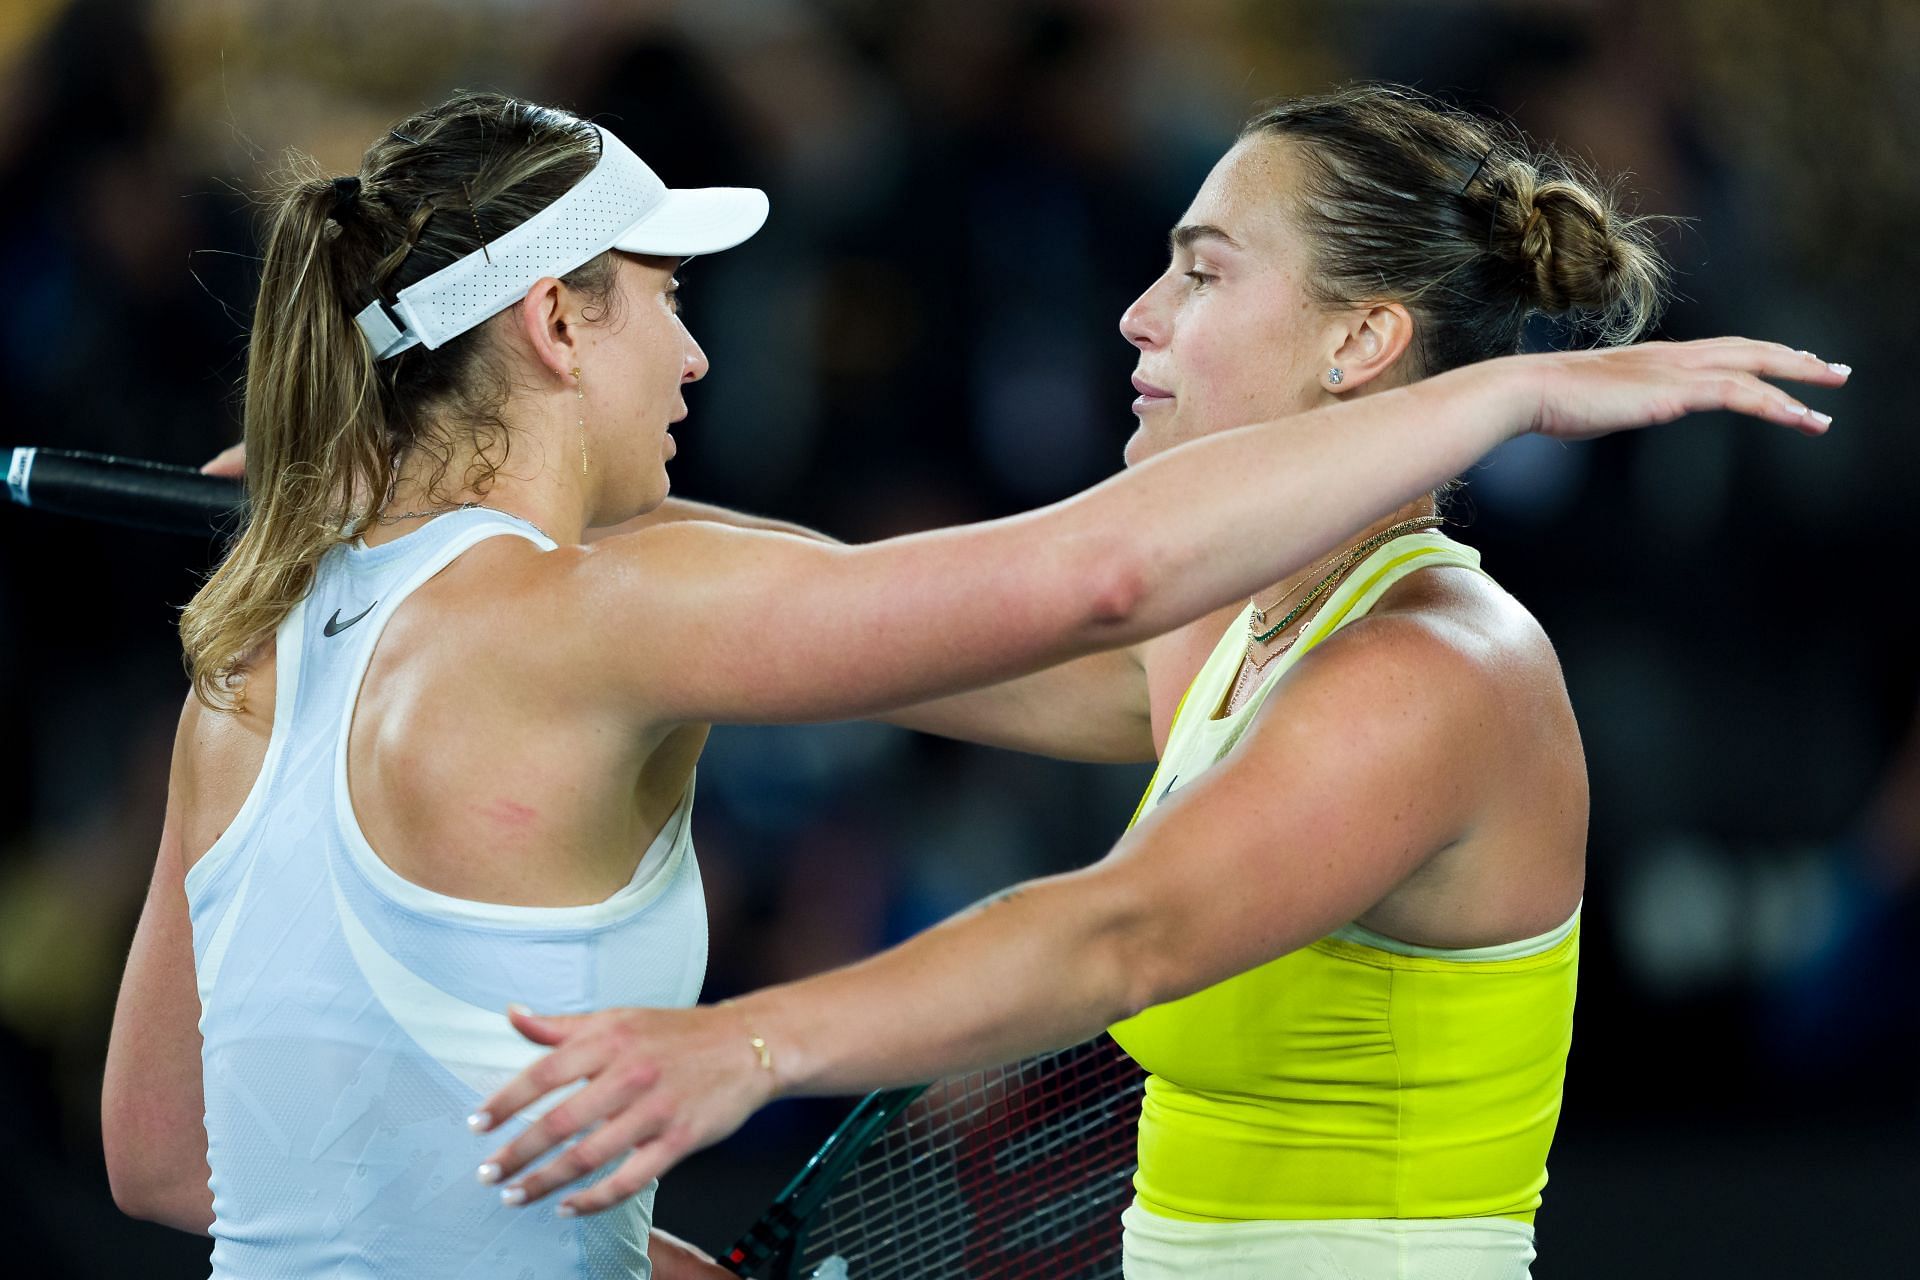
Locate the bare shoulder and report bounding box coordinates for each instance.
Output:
[1257,562,1571,759]
[402,519,777,724]
[564,515,823,586]
[1349,562,1565,698]
[520,518,840,709]
[1250,565,1585,943]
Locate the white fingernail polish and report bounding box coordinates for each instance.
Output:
[508,1002,533,1016]
[1827,362,1850,375]
[501,1185,527,1206]
[1786,403,1808,415]
[557,1204,577,1219]
[477,1162,502,1185]
[467,1110,491,1132]
[1811,411,1833,426]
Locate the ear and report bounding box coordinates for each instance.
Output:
[1324,302,1415,394]
[511,276,579,383]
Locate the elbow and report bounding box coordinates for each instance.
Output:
[102,1126,158,1222]
[107,1176,156,1225]
[1111,936,1180,1024]
[107,1170,213,1234]
[105,1155,165,1225]
[1086,872,1180,1023]
[1076,533,1151,634]
[103,1112,211,1232]
[101,1104,137,1212]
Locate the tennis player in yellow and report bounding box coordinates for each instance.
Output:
[1105,526,1575,1274]
[471,87,1844,1278]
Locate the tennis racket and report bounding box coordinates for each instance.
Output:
[720,1033,1145,1280]
[6,447,244,536]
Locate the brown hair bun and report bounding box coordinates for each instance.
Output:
[1243,84,1675,375]
[1497,159,1668,345]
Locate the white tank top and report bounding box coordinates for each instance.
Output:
[185,507,706,1279]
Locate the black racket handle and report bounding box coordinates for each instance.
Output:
[7,447,246,537]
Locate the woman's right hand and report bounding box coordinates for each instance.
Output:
[649,1226,738,1280]
[1501,338,1846,441]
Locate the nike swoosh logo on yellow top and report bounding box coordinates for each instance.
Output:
[324,601,379,637]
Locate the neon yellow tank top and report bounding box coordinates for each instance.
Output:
[1107,530,1579,1225]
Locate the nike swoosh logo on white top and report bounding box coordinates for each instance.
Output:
[324,601,378,637]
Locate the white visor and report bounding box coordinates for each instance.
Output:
[354,123,767,360]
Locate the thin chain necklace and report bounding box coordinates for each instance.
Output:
[1248,515,1444,647]
[1227,514,1445,711]
[1250,541,1354,631]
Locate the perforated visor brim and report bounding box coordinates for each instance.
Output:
[609,186,769,258]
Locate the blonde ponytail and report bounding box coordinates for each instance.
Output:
[180,93,617,710]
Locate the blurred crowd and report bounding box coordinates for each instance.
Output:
[0,0,1913,1275]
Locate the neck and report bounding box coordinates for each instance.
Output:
[1251,494,1442,615]
[370,429,593,547]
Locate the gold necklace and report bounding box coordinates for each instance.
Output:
[1228,515,1445,711]
[1250,542,1349,630]
[1247,515,1444,647]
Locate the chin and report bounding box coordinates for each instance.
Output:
[1122,425,1169,469]
[619,466,672,517]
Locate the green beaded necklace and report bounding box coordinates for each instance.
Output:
[1247,515,1445,647]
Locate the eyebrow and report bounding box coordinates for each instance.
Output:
[1169,223,1243,254]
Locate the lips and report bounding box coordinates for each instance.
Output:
[1131,373,1173,413]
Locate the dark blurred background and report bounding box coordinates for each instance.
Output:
[1,0,1914,1275]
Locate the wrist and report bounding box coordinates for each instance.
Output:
[1468,355,1544,443]
[720,995,794,1103]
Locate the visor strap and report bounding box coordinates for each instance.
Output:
[346,124,664,361]
[354,299,414,359]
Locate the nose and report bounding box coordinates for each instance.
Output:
[682,330,709,384]
[1119,275,1169,352]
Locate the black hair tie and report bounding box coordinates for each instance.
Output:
[328,175,363,221]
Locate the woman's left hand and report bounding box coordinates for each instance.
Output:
[473,1003,778,1217]
[201,443,246,477]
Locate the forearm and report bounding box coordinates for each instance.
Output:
[872,645,1154,763]
[740,868,1150,1096]
[649,1225,731,1278]
[1043,362,1517,646]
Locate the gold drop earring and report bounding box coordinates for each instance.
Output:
[572,366,588,477]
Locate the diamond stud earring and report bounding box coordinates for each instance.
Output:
[1327,367,1345,386]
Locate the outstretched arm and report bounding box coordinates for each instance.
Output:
[471,614,1535,1213]
[590,499,1157,761]
[568,341,1839,732]
[207,447,1158,759]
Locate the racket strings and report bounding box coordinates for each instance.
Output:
[795,1035,1144,1279]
